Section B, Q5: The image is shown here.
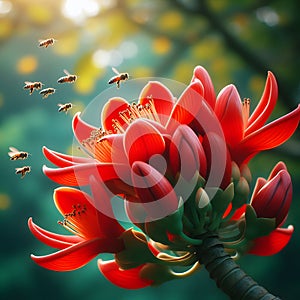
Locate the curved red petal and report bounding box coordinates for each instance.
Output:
[89,176,125,238]
[131,161,179,219]
[215,84,244,148]
[124,119,165,166]
[28,218,83,249]
[166,81,204,134]
[268,161,287,180]
[248,226,294,256]
[139,81,175,126]
[43,162,131,187]
[251,177,267,201]
[31,238,123,271]
[232,105,300,165]
[98,260,152,289]
[191,65,216,109]
[246,72,278,135]
[72,112,98,143]
[43,146,94,167]
[101,97,129,132]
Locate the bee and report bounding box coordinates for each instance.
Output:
[108,67,129,88]
[15,166,31,178]
[57,69,77,84]
[23,81,44,95]
[39,88,56,99]
[8,147,30,160]
[38,38,56,48]
[58,102,73,113]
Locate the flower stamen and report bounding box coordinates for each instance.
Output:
[242,98,250,130]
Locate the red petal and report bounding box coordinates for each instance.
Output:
[251,177,267,201]
[268,161,287,180]
[131,161,179,219]
[191,66,216,109]
[98,260,152,289]
[139,81,175,126]
[43,162,131,187]
[246,72,278,135]
[43,146,94,167]
[202,132,231,189]
[89,176,125,238]
[72,112,98,143]
[169,125,206,180]
[124,119,165,166]
[166,81,204,133]
[31,238,123,271]
[231,204,247,220]
[215,84,244,148]
[101,97,129,132]
[248,226,294,256]
[232,105,300,165]
[28,218,83,249]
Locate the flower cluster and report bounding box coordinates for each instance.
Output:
[29,66,300,288]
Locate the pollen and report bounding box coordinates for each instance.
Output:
[58,203,87,238]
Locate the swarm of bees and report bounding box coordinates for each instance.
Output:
[108,67,129,88]
[18,36,130,180]
[8,147,31,178]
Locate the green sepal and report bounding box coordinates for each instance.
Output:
[240,164,252,184]
[231,161,241,183]
[115,229,158,269]
[210,183,234,216]
[140,263,177,286]
[145,199,184,245]
[244,205,276,240]
[231,177,250,210]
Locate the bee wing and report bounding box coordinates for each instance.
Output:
[24,81,33,85]
[9,146,19,153]
[63,69,71,76]
[112,67,120,75]
[57,103,63,107]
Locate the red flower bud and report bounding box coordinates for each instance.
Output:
[250,162,292,226]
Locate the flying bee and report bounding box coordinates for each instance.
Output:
[58,102,73,113]
[108,67,129,88]
[39,88,56,99]
[38,38,56,48]
[57,69,77,84]
[23,81,44,95]
[8,147,30,160]
[15,166,31,178]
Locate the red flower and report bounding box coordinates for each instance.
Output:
[29,180,125,271]
[227,162,294,256]
[192,66,300,165]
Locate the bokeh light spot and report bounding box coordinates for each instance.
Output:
[26,5,53,25]
[152,37,171,55]
[0,0,12,15]
[17,55,38,74]
[159,11,183,31]
[0,194,10,210]
[0,18,12,38]
[53,32,78,56]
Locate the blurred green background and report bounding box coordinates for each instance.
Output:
[0,0,299,299]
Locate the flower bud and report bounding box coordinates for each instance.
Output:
[250,163,292,226]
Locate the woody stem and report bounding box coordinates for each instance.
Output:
[196,233,281,300]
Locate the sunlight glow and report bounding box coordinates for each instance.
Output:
[0,0,12,14]
[62,0,100,23]
[256,6,279,27]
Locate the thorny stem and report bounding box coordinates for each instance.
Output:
[196,233,281,300]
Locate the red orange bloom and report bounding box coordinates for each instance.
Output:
[29,65,299,289]
[192,66,300,165]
